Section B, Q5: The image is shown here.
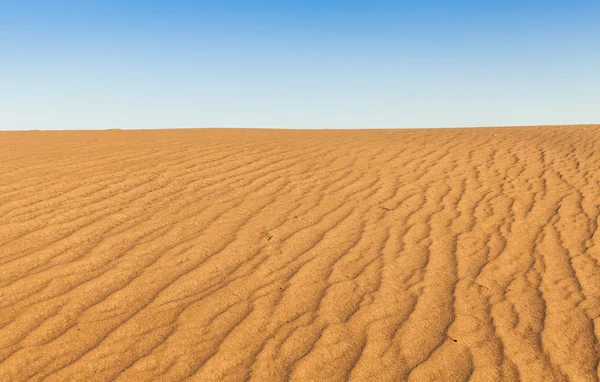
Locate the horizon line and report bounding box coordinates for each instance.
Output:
[1,123,598,133]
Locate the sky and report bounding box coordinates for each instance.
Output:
[1,0,599,130]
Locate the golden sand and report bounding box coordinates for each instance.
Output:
[1,126,600,381]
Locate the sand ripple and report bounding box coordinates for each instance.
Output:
[1,126,600,381]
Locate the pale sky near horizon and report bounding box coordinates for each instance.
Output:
[1,0,599,130]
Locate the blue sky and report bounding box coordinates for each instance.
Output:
[1,0,599,130]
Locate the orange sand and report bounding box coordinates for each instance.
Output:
[1,126,600,381]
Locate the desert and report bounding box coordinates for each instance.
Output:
[1,125,600,381]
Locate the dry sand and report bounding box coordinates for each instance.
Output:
[1,125,600,381]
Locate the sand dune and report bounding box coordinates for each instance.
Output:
[1,125,600,381]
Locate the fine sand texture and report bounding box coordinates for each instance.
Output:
[1,125,600,381]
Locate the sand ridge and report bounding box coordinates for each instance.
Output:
[1,125,600,381]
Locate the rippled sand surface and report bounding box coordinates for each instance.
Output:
[1,126,600,381]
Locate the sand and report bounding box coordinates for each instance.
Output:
[1,125,600,381]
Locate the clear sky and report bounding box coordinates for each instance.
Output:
[1,0,599,130]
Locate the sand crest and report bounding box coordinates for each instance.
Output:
[1,126,600,381]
